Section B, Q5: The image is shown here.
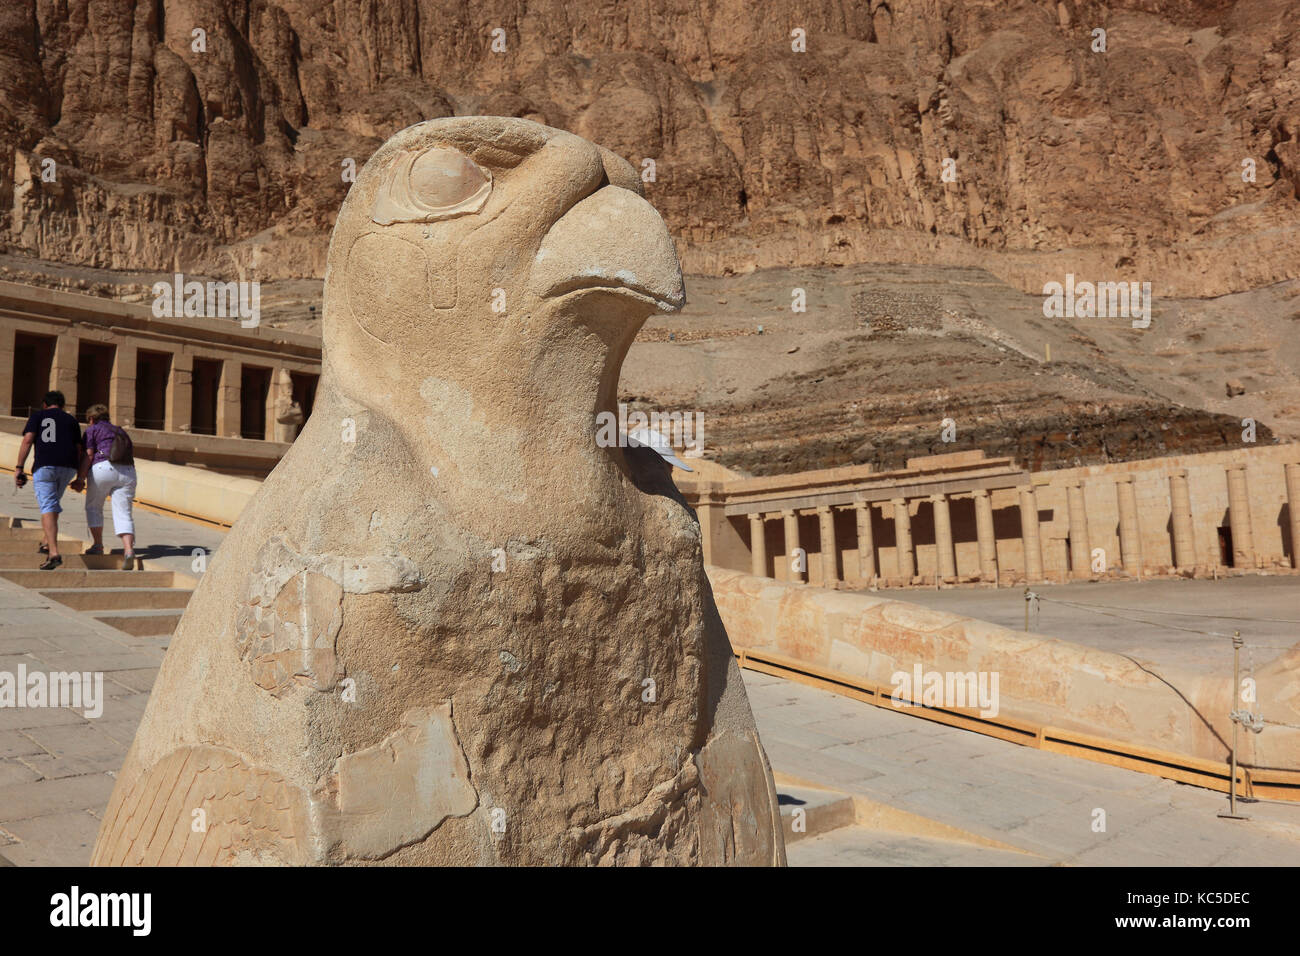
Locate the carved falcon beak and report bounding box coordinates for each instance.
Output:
[527,185,686,313]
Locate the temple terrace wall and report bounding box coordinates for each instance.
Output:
[681,445,1300,588]
[707,566,1300,779]
[0,281,321,477]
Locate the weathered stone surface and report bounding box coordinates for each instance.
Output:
[2,1,1299,298]
[92,116,784,866]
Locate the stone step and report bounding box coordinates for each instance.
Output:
[1,569,172,588]
[39,587,192,611]
[0,553,142,570]
[0,526,49,541]
[0,539,82,554]
[786,825,1046,867]
[777,783,858,844]
[90,608,184,637]
[770,769,1042,864]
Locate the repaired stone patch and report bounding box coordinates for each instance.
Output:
[235,536,424,695]
[332,703,478,859]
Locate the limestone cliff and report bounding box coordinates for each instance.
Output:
[2,0,1299,297]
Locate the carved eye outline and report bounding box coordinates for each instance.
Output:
[370,146,493,226]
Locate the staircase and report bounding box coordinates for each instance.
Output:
[0,519,192,643]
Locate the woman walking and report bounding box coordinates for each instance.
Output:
[78,404,138,570]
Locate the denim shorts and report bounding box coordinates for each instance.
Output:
[32,465,77,514]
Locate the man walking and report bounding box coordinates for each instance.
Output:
[13,390,85,569]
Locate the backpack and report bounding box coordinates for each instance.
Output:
[108,425,134,465]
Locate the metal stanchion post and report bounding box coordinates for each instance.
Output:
[1023,587,1037,632]
[1219,631,1251,821]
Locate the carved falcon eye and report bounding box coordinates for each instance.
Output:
[370,146,492,225]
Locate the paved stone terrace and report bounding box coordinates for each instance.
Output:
[871,575,1300,677]
[0,575,166,865]
[0,494,222,865]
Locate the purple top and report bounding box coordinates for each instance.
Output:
[84,421,119,465]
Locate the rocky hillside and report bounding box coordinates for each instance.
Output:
[2,0,1299,298]
[619,264,1297,476]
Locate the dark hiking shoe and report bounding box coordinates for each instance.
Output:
[39,555,62,570]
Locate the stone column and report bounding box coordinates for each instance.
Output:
[1066,481,1091,578]
[1113,475,1143,574]
[695,484,750,571]
[1225,464,1255,569]
[817,506,839,587]
[217,359,241,438]
[973,489,999,582]
[0,324,14,416]
[1168,469,1196,569]
[269,367,294,442]
[1018,486,1044,581]
[748,512,767,578]
[109,341,137,428]
[931,493,956,582]
[892,498,914,579]
[0,325,15,417]
[50,332,79,414]
[783,509,803,583]
[694,486,719,566]
[854,501,876,582]
[1286,463,1300,570]
[167,350,193,434]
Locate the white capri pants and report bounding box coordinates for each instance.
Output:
[85,460,137,536]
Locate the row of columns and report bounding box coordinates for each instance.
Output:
[1066,467,1266,576]
[743,461,1300,586]
[3,325,308,441]
[102,346,295,440]
[748,490,1016,586]
[1102,466,1251,573]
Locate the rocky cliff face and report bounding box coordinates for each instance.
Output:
[618,263,1298,478]
[2,0,1299,297]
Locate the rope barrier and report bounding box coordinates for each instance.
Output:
[1035,593,1232,637]
[1032,593,1297,648]
[1025,592,1300,741]
[1032,595,1300,626]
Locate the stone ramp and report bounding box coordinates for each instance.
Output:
[7,592,1299,864]
[711,566,1300,790]
[0,482,222,642]
[884,576,1299,675]
[748,671,1300,866]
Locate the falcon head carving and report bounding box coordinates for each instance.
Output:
[322,117,684,448]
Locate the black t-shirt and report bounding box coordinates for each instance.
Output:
[23,407,83,470]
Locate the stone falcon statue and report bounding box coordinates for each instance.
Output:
[91,117,786,866]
